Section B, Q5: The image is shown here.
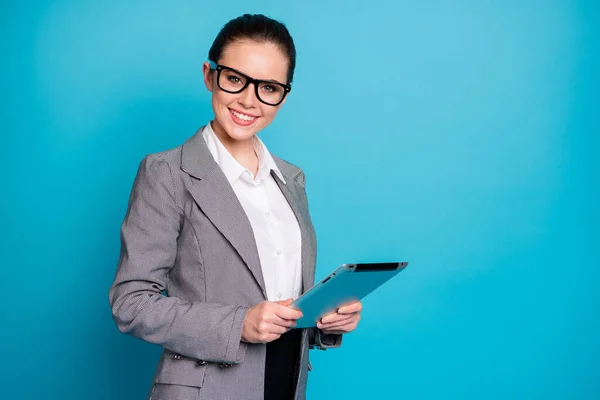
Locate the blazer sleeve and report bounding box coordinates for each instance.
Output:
[308,328,343,349]
[108,155,249,364]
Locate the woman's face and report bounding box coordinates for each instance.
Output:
[202,39,290,143]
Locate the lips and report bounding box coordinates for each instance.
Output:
[229,108,259,126]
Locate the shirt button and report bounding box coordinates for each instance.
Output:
[276,249,282,255]
[265,212,271,218]
[277,293,282,299]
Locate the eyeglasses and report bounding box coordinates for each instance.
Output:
[209,61,291,106]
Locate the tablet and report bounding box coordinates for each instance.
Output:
[291,262,408,328]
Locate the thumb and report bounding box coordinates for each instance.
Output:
[275,298,294,307]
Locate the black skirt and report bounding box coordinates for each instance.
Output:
[264,329,303,400]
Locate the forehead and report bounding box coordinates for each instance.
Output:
[219,39,289,83]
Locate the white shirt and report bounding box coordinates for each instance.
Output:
[202,123,303,301]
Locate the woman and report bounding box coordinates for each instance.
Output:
[109,14,362,400]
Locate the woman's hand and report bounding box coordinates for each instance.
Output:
[242,299,303,343]
[317,301,362,334]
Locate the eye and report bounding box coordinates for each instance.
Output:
[261,84,283,93]
[222,70,245,86]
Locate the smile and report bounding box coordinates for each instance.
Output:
[230,109,258,121]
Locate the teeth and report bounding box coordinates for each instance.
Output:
[231,110,256,121]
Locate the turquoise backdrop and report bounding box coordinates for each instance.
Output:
[2,1,599,399]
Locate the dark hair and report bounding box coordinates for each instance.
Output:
[208,14,297,84]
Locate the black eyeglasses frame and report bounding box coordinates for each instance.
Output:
[208,61,291,106]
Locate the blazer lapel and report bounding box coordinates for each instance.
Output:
[271,161,317,294]
[181,129,266,297]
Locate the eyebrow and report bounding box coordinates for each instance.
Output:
[228,65,286,85]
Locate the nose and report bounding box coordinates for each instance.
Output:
[238,83,258,108]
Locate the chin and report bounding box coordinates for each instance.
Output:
[217,123,254,141]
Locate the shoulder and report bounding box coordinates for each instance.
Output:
[129,145,187,208]
[128,139,189,199]
[145,145,182,166]
[133,146,181,182]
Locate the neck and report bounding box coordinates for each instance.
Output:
[210,120,259,176]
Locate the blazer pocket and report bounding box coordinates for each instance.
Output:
[154,351,208,388]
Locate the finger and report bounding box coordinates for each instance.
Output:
[275,298,294,307]
[321,323,356,333]
[338,301,362,314]
[317,320,350,331]
[320,313,354,325]
[318,315,360,330]
[258,319,289,334]
[273,299,302,316]
[263,308,299,328]
[274,304,303,320]
[319,320,358,333]
[267,324,289,335]
[272,317,298,329]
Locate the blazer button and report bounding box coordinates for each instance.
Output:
[219,362,233,368]
[172,353,183,360]
[196,360,208,366]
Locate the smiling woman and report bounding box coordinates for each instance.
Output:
[108,13,362,400]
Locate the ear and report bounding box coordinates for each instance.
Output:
[202,62,214,92]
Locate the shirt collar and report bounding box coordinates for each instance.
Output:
[202,122,286,185]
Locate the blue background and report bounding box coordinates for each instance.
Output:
[2,1,599,399]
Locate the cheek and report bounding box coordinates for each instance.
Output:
[259,105,280,122]
[212,91,233,109]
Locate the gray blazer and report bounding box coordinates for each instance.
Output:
[109,128,341,400]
